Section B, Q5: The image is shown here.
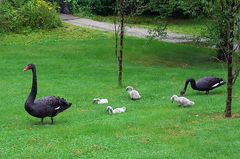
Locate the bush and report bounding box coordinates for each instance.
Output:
[21,0,62,30]
[0,0,62,33]
[81,0,116,15]
[52,0,116,15]
[0,3,21,33]
[61,0,205,18]
[147,0,205,18]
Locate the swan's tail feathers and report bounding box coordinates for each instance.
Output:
[219,78,225,84]
[211,78,225,88]
[53,96,72,112]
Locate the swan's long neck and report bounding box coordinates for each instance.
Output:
[26,67,37,105]
[189,79,197,90]
[182,78,196,93]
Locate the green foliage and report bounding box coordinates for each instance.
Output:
[2,0,27,7]
[200,0,240,46]
[49,0,116,15]
[66,0,79,13]
[51,0,205,18]
[0,0,62,33]
[21,0,62,30]
[46,0,207,20]
[147,0,205,18]
[77,0,116,15]
[0,3,21,33]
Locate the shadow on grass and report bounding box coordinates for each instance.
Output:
[183,90,225,97]
[29,118,70,126]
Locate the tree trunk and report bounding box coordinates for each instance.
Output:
[225,12,234,117]
[114,18,119,62]
[118,0,124,86]
[59,0,70,14]
[225,53,233,117]
[216,47,226,61]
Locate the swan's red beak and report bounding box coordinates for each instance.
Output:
[23,66,30,71]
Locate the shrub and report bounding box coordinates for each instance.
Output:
[20,0,62,30]
[58,0,205,18]
[0,3,21,33]
[0,0,62,33]
[81,0,116,16]
[52,0,116,15]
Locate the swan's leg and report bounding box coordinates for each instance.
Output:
[51,117,54,124]
[41,118,44,124]
[205,91,209,94]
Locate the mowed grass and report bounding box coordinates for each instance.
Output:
[0,25,240,158]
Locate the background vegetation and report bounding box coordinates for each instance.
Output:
[55,0,205,18]
[0,0,61,33]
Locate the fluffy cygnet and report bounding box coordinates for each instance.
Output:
[106,106,126,114]
[126,86,141,100]
[170,95,194,107]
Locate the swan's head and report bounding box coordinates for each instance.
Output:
[24,64,35,71]
[93,98,100,104]
[170,95,178,103]
[106,106,113,113]
[126,86,133,92]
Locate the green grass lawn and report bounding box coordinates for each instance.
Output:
[1,24,240,158]
[75,13,209,36]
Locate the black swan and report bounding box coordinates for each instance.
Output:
[180,77,225,95]
[24,64,71,124]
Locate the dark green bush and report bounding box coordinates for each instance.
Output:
[50,0,116,15]
[0,0,62,33]
[79,0,116,15]
[61,0,205,18]
[20,0,62,30]
[0,3,21,33]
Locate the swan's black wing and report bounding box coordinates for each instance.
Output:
[35,96,72,112]
[197,77,224,90]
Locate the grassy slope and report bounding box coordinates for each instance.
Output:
[0,25,240,158]
[75,14,209,36]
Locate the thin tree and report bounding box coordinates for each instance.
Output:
[113,0,148,86]
[209,0,240,117]
[59,0,70,14]
[118,0,124,86]
[113,0,125,86]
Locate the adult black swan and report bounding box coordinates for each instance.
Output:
[24,64,71,124]
[180,76,225,96]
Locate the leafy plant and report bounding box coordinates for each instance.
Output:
[0,3,21,33]
[0,0,62,33]
[20,0,62,30]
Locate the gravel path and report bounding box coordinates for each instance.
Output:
[60,14,193,43]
